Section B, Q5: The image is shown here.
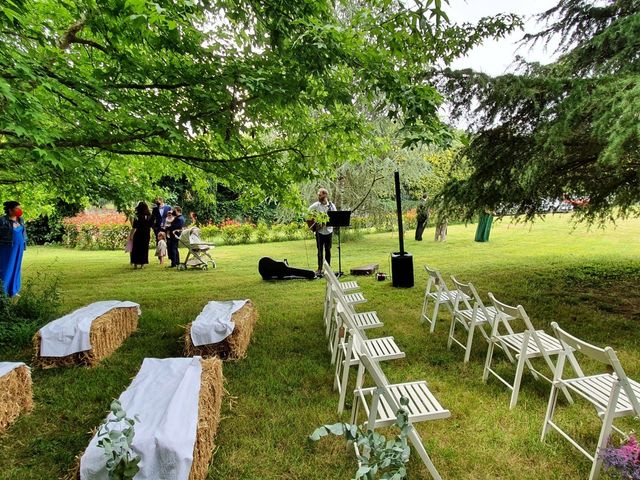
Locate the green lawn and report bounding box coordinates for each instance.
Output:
[1,214,639,479]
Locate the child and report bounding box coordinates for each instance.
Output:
[155,231,168,265]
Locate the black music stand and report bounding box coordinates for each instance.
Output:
[328,210,351,277]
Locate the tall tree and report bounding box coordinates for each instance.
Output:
[0,0,517,214]
[438,0,639,222]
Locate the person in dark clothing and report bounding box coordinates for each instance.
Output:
[415,193,429,241]
[129,202,152,269]
[151,197,172,240]
[167,206,185,268]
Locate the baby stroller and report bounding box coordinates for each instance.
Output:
[177,227,216,270]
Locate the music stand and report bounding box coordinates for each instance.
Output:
[328,210,351,277]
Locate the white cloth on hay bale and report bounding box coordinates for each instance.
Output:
[38,300,141,357]
[190,300,249,347]
[80,357,203,480]
[0,362,27,377]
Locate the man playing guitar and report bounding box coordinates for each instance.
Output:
[308,188,336,275]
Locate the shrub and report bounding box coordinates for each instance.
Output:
[220,224,242,245]
[199,225,220,240]
[237,223,255,244]
[283,222,303,241]
[256,222,269,243]
[96,225,130,250]
[77,224,101,250]
[0,274,61,349]
[62,221,80,247]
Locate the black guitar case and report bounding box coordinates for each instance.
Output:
[258,257,316,280]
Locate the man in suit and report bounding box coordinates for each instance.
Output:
[167,206,185,268]
[151,197,172,239]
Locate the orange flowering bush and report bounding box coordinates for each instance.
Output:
[63,209,130,250]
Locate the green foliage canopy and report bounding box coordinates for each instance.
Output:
[438,0,640,222]
[0,0,517,215]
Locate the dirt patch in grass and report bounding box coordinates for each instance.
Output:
[563,266,640,320]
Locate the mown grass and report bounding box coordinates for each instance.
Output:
[0,214,639,479]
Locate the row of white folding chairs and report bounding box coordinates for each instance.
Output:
[421,264,640,479]
[322,264,450,479]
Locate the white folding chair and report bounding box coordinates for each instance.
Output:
[328,295,384,365]
[334,321,405,415]
[484,293,578,409]
[420,266,463,333]
[323,264,366,337]
[448,276,501,363]
[324,260,359,292]
[352,353,450,480]
[542,322,640,480]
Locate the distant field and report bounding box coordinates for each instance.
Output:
[1,214,639,479]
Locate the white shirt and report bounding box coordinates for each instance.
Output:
[309,201,336,235]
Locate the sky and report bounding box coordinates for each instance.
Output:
[445,0,560,75]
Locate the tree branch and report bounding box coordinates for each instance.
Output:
[0,131,164,150]
[98,145,305,164]
[59,19,109,53]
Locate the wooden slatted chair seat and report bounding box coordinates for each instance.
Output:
[425,290,457,302]
[343,291,366,305]
[339,280,359,292]
[563,374,640,416]
[361,336,404,361]
[455,305,498,323]
[356,381,450,425]
[351,311,383,329]
[498,331,564,357]
[324,261,359,292]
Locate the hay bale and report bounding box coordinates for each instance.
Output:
[33,306,139,368]
[72,357,223,480]
[0,364,33,432]
[184,300,258,360]
[189,357,224,480]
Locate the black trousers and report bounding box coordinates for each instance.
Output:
[168,237,180,266]
[316,232,332,270]
[415,216,428,241]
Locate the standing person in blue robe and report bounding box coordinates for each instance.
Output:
[0,201,27,297]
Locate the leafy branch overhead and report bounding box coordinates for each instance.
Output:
[0,0,518,212]
[436,0,640,222]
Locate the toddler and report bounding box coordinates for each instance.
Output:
[155,231,168,265]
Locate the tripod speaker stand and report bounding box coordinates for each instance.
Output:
[328,210,351,277]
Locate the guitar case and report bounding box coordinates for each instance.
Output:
[258,257,316,280]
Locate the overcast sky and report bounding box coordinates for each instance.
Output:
[445,0,560,75]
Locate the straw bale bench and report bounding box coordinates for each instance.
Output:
[184,300,258,360]
[0,362,33,433]
[33,301,140,368]
[78,357,223,480]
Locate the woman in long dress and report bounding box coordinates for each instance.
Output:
[129,202,152,269]
[0,201,27,296]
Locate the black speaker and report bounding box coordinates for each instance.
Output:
[391,252,414,288]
